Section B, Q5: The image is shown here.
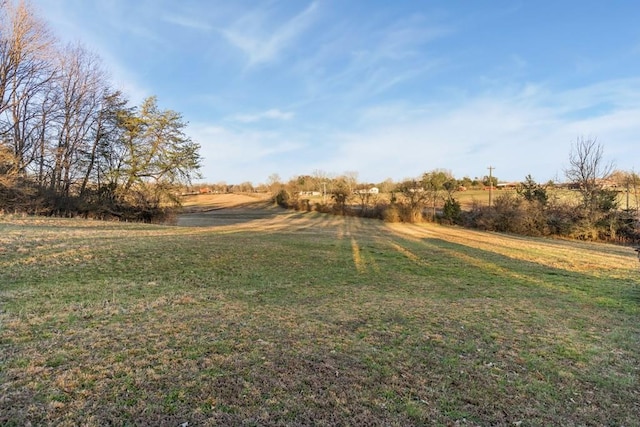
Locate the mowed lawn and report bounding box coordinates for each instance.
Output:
[1,201,639,426]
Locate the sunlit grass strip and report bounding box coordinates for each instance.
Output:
[387,222,639,277]
[350,238,366,273]
[388,241,422,264]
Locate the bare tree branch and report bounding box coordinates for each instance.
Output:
[564,136,615,211]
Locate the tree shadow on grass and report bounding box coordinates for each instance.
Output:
[415,237,640,311]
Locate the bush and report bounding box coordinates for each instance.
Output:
[614,211,640,243]
[545,201,581,237]
[313,203,333,214]
[0,177,43,214]
[440,198,462,224]
[462,194,548,236]
[519,201,549,236]
[570,219,600,241]
[382,204,401,223]
[274,189,292,208]
[397,204,423,223]
[491,193,524,232]
[291,198,311,211]
[596,210,640,243]
[363,203,386,220]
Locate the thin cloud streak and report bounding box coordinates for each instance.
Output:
[162,14,212,32]
[290,13,451,108]
[231,109,294,123]
[221,2,319,67]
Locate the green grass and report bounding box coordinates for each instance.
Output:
[1,210,639,426]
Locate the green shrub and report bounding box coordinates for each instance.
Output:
[441,198,462,224]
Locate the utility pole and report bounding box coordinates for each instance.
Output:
[488,166,495,207]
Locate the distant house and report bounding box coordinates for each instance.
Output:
[560,179,619,190]
[355,187,379,195]
[496,182,518,190]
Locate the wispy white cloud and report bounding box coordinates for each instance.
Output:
[308,78,640,183]
[231,108,294,123]
[292,13,450,105]
[162,14,212,32]
[220,2,319,67]
[378,16,452,60]
[188,123,304,183]
[510,54,527,70]
[93,1,165,45]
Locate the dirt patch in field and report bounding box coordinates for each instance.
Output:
[180,193,272,212]
[177,194,286,227]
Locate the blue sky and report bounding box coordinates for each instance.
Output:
[34,0,640,185]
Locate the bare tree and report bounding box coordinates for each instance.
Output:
[0,0,56,175]
[354,184,378,215]
[397,178,428,222]
[49,43,105,197]
[79,88,128,195]
[377,177,395,194]
[342,170,359,194]
[266,173,282,194]
[564,137,614,211]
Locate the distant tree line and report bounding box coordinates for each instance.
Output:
[269,139,639,243]
[463,139,639,242]
[0,1,201,221]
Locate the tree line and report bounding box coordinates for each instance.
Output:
[269,138,639,243]
[0,0,201,221]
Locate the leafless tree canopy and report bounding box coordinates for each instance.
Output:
[564,137,614,209]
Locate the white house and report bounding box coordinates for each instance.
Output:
[355,187,379,195]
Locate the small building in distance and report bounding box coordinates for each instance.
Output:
[496,182,519,190]
[355,187,379,195]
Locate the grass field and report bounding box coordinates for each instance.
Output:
[1,196,639,426]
